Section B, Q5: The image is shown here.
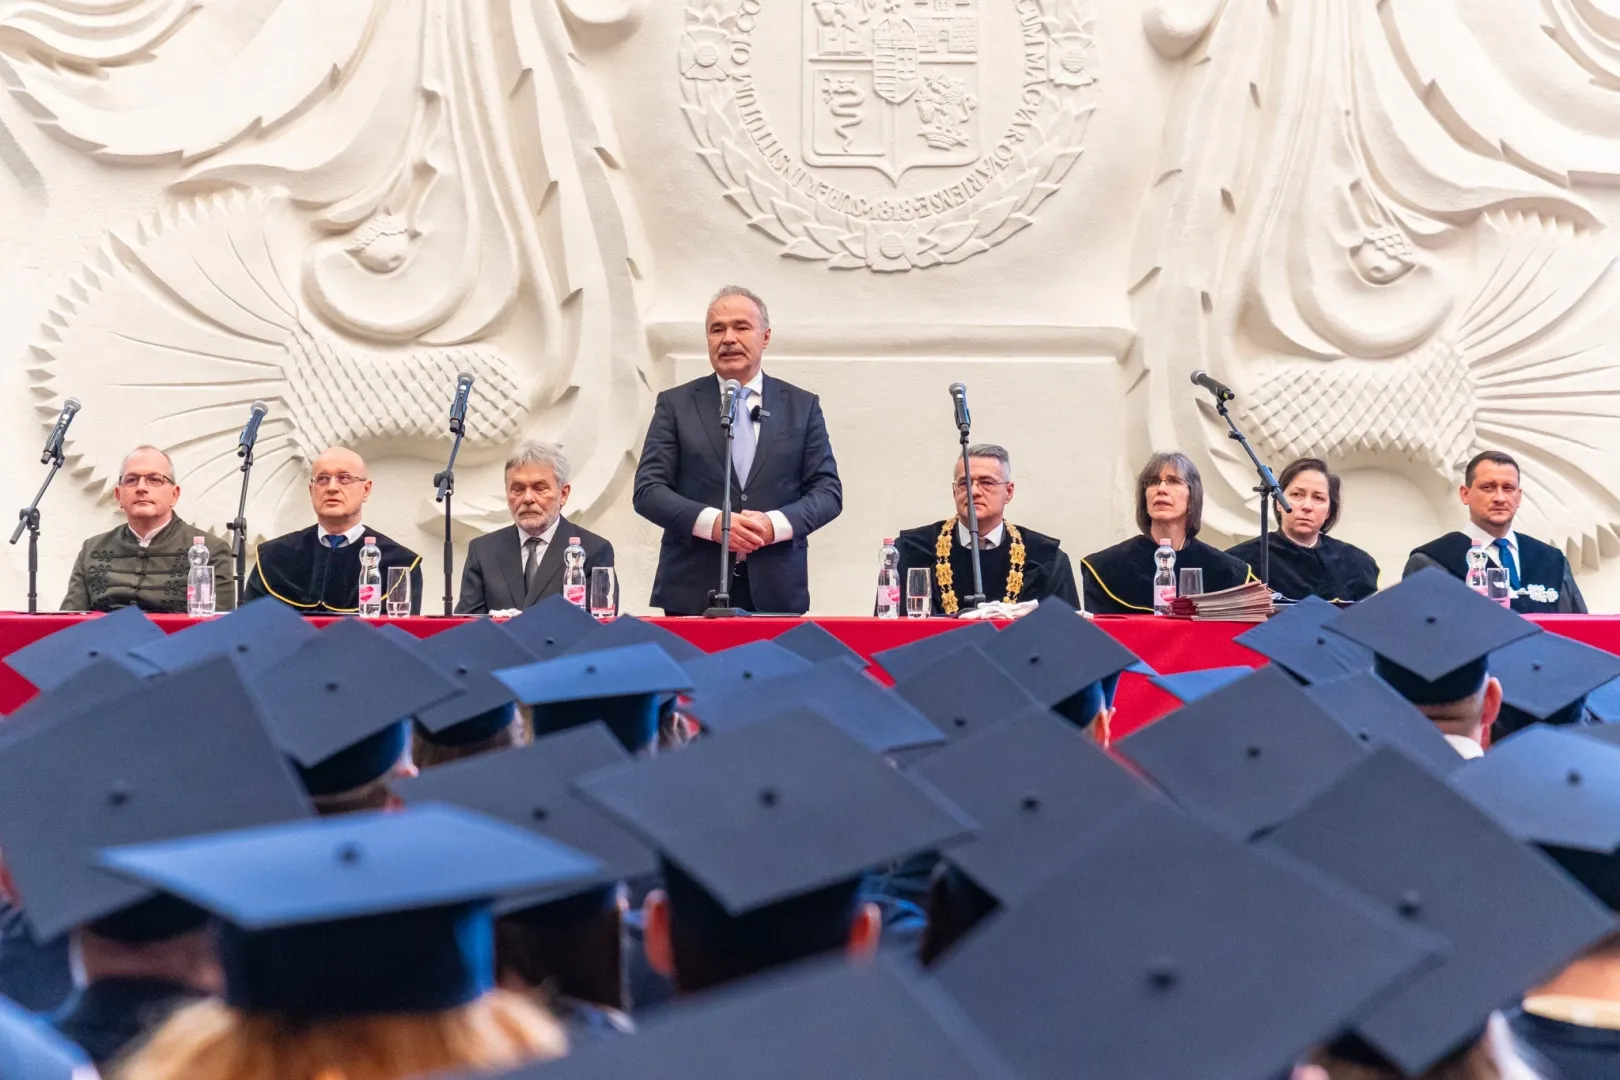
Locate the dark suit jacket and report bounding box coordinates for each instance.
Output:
[633,373,842,615]
[455,519,615,614]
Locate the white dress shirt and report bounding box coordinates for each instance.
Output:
[127,517,174,549]
[318,523,367,549]
[1464,522,1519,571]
[518,516,563,573]
[693,370,793,547]
[957,521,1006,549]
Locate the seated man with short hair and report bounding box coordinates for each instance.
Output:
[61,446,232,614]
[892,444,1078,616]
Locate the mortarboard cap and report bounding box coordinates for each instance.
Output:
[871,622,999,683]
[0,656,310,942]
[394,724,657,908]
[463,956,1014,1080]
[913,709,1159,905]
[1324,568,1540,706]
[410,619,537,743]
[1580,721,1620,748]
[496,642,692,752]
[1584,675,1620,725]
[1488,631,1620,738]
[577,710,974,916]
[559,615,704,663]
[1304,671,1464,777]
[1150,666,1256,704]
[892,643,1053,744]
[500,595,602,658]
[248,619,462,794]
[0,994,94,1080]
[99,804,599,1018]
[679,641,813,709]
[1117,665,1370,838]
[1263,747,1616,1074]
[978,599,1140,724]
[1451,725,1620,910]
[1235,596,1373,685]
[128,597,317,679]
[4,606,159,692]
[772,621,865,668]
[935,800,1445,1080]
[2,658,145,737]
[685,659,945,754]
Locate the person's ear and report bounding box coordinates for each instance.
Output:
[1003,480,1015,505]
[1091,706,1115,748]
[1481,676,1503,733]
[1459,483,1470,505]
[170,483,182,507]
[846,901,882,961]
[643,890,676,978]
[558,483,571,510]
[760,325,772,352]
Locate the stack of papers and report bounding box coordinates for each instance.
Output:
[1169,581,1276,622]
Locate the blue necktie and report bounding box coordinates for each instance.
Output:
[324,535,346,550]
[1492,538,1521,590]
[731,386,756,486]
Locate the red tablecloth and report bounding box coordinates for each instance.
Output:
[0,613,1607,738]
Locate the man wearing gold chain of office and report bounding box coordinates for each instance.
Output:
[890,444,1080,617]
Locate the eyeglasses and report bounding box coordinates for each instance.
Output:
[954,478,1009,492]
[309,473,368,488]
[119,474,174,488]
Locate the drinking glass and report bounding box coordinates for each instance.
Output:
[385,567,411,618]
[1485,566,1512,608]
[906,567,932,618]
[589,566,617,620]
[1178,567,1204,598]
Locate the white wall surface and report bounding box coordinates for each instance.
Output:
[3,0,1620,614]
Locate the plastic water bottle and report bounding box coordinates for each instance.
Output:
[1465,540,1490,596]
[875,538,901,619]
[357,536,383,617]
[563,537,588,608]
[186,536,215,617]
[1152,540,1177,616]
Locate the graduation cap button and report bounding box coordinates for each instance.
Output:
[758,787,780,808]
[108,782,130,807]
[1027,654,1041,665]
[325,681,340,692]
[338,842,362,865]
[1397,890,1423,918]
[456,665,470,676]
[585,665,598,675]
[1425,615,1438,625]
[530,806,550,823]
[236,643,250,654]
[1245,745,1263,759]
[1147,957,1179,990]
[1020,795,1041,813]
[1567,769,1583,786]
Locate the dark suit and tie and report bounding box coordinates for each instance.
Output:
[455,518,615,614]
[633,372,842,615]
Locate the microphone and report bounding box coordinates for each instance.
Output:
[41,398,80,465]
[237,400,268,455]
[949,382,970,432]
[449,371,475,425]
[720,379,742,425]
[1190,370,1236,403]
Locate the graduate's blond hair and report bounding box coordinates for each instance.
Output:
[115,990,566,1080]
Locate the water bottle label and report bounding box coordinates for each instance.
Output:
[879,585,900,607]
[564,584,586,606]
[1155,585,1176,608]
[358,584,381,606]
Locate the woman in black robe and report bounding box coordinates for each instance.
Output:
[1226,458,1379,603]
[1082,452,1252,614]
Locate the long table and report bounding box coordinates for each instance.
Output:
[0,613,1606,738]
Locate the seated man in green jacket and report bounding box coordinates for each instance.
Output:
[61,446,233,613]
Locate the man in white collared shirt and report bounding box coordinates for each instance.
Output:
[890,443,1080,616]
[1403,450,1586,614]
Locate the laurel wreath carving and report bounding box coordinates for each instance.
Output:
[679,8,1096,272]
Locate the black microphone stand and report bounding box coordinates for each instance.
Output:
[11,445,65,614]
[1214,398,1289,590]
[227,441,255,608]
[434,413,466,617]
[957,421,987,612]
[705,388,749,618]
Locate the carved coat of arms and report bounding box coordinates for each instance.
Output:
[806,0,980,181]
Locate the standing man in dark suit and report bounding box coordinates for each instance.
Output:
[633,286,843,615]
[456,441,615,614]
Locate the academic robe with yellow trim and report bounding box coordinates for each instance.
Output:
[1081,535,1251,615]
[893,520,1079,616]
[244,525,423,615]
[1225,532,1379,604]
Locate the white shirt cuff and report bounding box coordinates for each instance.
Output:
[694,507,721,541]
[767,510,792,543]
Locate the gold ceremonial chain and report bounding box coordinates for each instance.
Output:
[936,520,1025,616]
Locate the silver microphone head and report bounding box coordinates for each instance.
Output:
[62,397,82,414]
[722,379,742,393]
[1189,370,1207,385]
[249,399,268,416]
[948,382,967,398]
[456,371,476,388]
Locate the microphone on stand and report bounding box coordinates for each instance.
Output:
[720,379,742,425]
[705,379,749,618]
[449,371,475,428]
[237,400,269,456]
[949,382,971,433]
[1190,369,1236,403]
[41,398,80,465]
